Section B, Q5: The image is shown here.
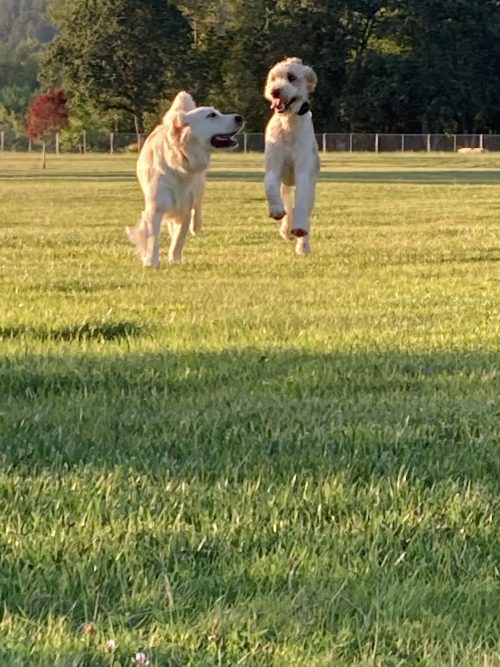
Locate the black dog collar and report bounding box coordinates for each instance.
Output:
[297,101,310,115]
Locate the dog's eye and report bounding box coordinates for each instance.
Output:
[207,111,217,118]
[287,73,297,82]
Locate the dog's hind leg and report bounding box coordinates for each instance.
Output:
[163,215,175,239]
[279,184,294,241]
[190,177,205,236]
[190,206,203,236]
[295,235,311,257]
[291,171,315,239]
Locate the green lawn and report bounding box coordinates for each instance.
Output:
[0,151,499,666]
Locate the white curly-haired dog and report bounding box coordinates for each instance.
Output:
[264,57,319,256]
[127,92,243,266]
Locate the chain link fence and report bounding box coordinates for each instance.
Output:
[1,129,498,153]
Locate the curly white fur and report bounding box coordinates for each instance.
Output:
[264,57,319,256]
[127,91,242,266]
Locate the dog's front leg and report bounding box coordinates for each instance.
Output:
[168,212,191,263]
[265,148,285,220]
[265,170,286,220]
[190,176,205,236]
[279,184,294,240]
[143,206,164,267]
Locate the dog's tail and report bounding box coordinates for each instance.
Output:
[126,215,147,258]
[162,91,196,124]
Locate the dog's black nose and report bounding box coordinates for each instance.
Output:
[234,114,243,125]
[271,88,281,98]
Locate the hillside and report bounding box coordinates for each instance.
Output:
[0,0,55,45]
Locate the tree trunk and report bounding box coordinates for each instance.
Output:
[134,112,145,149]
[42,142,46,169]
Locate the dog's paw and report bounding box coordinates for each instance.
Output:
[279,229,293,241]
[290,226,308,238]
[279,220,293,241]
[269,208,286,221]
[295,237,311,257]
[142,257,160,268]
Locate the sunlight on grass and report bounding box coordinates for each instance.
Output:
[0,153,499,666]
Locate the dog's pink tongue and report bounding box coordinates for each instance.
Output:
[270,99,280,110]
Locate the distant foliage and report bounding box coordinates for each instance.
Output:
[3,0,500,134]
[25,89,69,141]
[41,0,192,136]
[0,0,55,44]
[182,0,500,133]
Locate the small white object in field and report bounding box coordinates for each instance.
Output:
[457,147,486,153]
[105,639,117,652]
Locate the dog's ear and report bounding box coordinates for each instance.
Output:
[166,110,190,162]
[162,91,196,124]
[171,91,196,113]
[172,110,187,130]
[303,66,317,93]
[171,111,188,140]
[164,107,186,129]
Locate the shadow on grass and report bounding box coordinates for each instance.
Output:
[3,169,500,184]
[1,347,498,485]
[0,171,135,181]
[0,348,498,664]
[317,170,500,184]
[208,170,500,184]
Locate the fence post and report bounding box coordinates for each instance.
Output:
[110,132,114,154]
[322,133,326,153]
[453,135,457,152]
[480,134,484,150]
[0,130,4,151]
[83,131,87,154]
[243,132,247,153]
[375,133,379,153]
[56,132,60,155]
[426,134,430,153]
[28,137,32,152]
[401,134,405,152]
[349,133,353,152]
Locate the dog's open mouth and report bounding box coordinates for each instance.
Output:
[270,96,298,113]
[210,132,239,149]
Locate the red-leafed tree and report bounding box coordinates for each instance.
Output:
[25,89,69,168]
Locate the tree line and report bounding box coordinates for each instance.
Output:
[1,0,500,139]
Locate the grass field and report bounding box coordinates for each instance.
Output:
[0,151,499,666]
